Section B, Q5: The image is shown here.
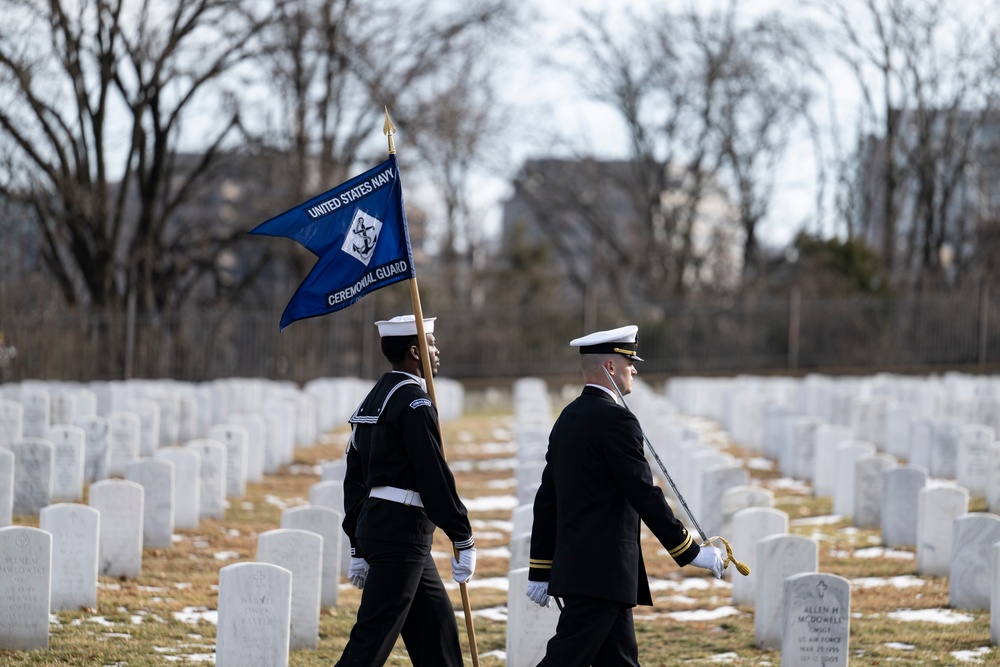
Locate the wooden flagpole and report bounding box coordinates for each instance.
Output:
[386,108,480,667]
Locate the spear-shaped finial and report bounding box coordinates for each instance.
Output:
[383,107,397,155]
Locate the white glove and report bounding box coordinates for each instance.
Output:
[690,544,725,579]
[348,557,370,589]
[451,547,477,583]
[526,581,551,607]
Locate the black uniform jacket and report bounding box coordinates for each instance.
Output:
[528,386,699,606]
[343,371,474,552]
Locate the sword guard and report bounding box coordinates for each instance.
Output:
[701,536,751,576]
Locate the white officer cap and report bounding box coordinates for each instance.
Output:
[374,315,436,338]
[570,324,643,361]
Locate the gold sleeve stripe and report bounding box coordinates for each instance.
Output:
[668,534,693,557]
[529,559,553,569]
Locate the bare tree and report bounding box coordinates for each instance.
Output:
[259,0,520,306]
[821,0,1000,292]
[514,2,814,306]
[0,0,272,314]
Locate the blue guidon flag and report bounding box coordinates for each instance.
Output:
[250,155,416,330]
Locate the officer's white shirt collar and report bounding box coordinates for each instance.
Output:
[392,369,426,391]
[586,383,620,405]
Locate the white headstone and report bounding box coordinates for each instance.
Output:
[294,393,319,448]
[155,447,201,530]
[47,425,85,503]
[216,562,292,667]
[125,459,175,549]
[506,567,560,667]
[754,534,818,649]
[700,465,750,537]
[153,392,181,448]
[209,424,248,498]
[11,438,54,516]
[993,542,1000,645]
[19,389,49,439]
[185,439,227,521]
[509,531,531,571]
[812,424,852,498]
[853,453,897,528]
[916,483,969,576]
[930,418,960,479]
[177,391,200,443]
[949,512,1000,610]
[127,398,161,457]
[881,464,927,548]
[719,487,774,547]
[280,505,343,607]
[106,411,141,478]
[70,389,97,420]
[229,413,265,483]
[89,479,144,578]
[730,507,788,605]
[784,416,822,481]
[39,503,99,611]
[264,401,296,473]
[909,417,935,472]
[75,415,109,483]
[0,526,51,650]
[320,459,347,482]
[257,528,323,651]
[832,440,877,518]
[780,573,850,667]
[990,445,1000,514]
[0,399,24,448]
[0,449,12,527]
[955,424,996,496]
[49,392,76,427]
[308,480,350,576]
[884,404,913,459]
[512,504,534,539]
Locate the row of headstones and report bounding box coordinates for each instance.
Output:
[0,377,321,453]
[0,452,365,653]
[759,405,1000,511]
[668,376,1000,587]
[668,374,1000,509]
[665,375,1000,657]
[0,375,462,476]
[666,373,1000,444]
[503,377,1000,664]
[0,433,248,528]
[0,508,340,656]
[658,374,1000,565]
[0,444,352,655]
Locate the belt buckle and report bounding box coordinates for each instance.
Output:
[403,489,415,506]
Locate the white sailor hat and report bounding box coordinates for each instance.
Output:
[374,315,436,338]
[570,324,643,361]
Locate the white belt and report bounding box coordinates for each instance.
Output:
[370,486,424,508]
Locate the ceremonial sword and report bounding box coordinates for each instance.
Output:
[602,367,750,576]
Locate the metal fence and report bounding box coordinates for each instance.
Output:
[1,290,998,385]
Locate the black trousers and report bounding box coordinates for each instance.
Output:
[537,595,639,667]
[335,538,463,667]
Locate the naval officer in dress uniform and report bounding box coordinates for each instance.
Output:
[526,324,724,666]
[338,315,476,667]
